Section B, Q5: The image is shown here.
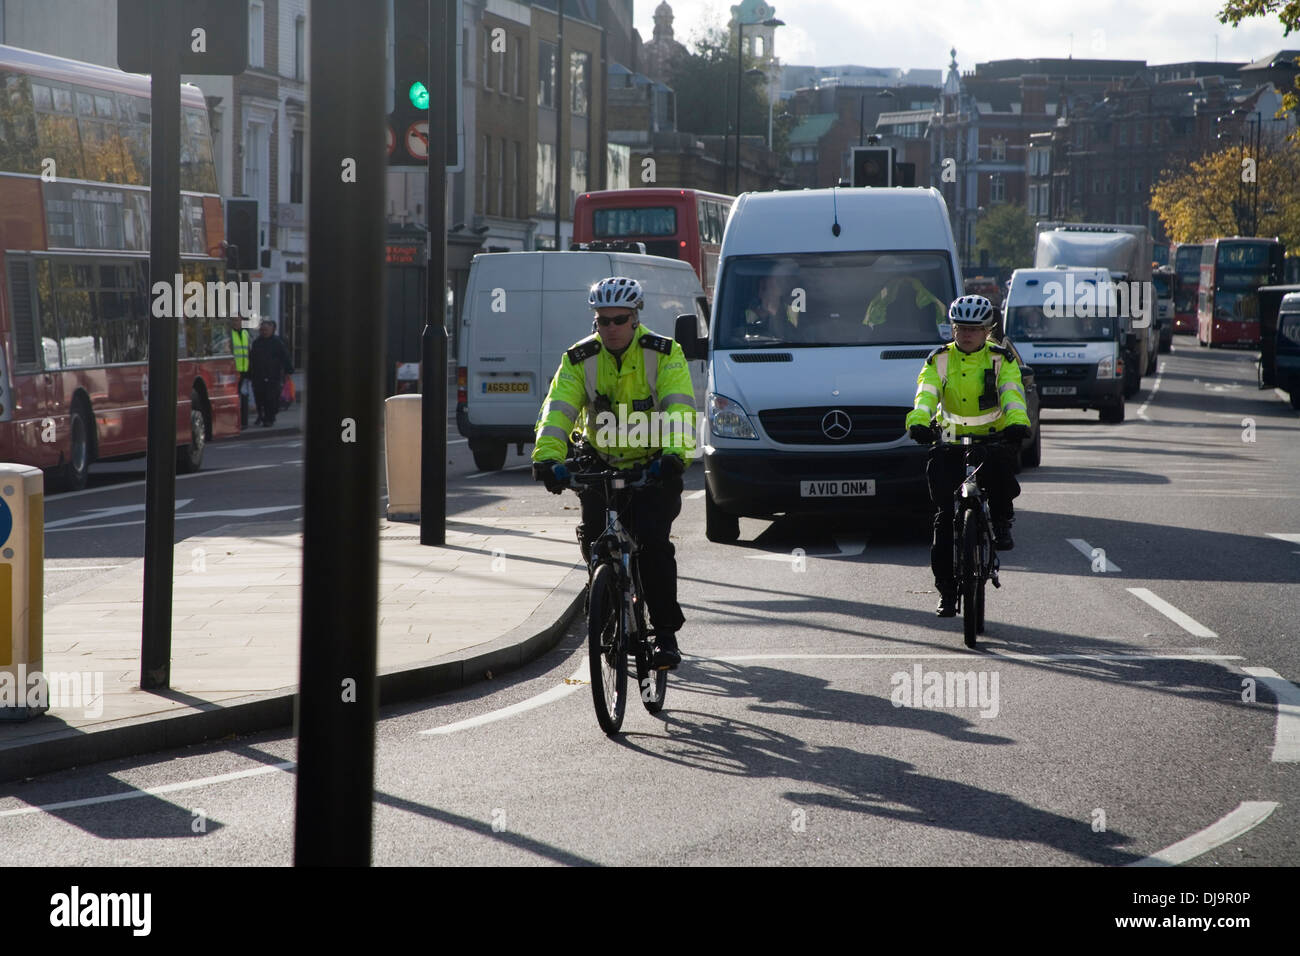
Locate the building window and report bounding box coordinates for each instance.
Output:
[243,120,267,211]
[512,38,522,97]
[1092,175,1099,194]
[498,35,507,93]
[1104,173,1111,193]
[989,172,1005,203]
[537,41,556,109]
[462,28,469,79]
[570,51,590,117]
[1135,171,1143,193]
[497,136,505,216]
[1152,123,1160,145]
[480,134,490,214]
[1134,124,1143,146]
[991,137,1006,161]
[294,16,305,81]
[1119,171,1127,193]
[514,141,523,218]
[482,28,493,90]
[570,148,587,212]
[249,2,264,69]
[289,127,303,203]
[536,141,555,214]
[1118,125,1127,145]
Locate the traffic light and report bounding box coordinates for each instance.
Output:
[389,0,429,165]
[851,146,894,187]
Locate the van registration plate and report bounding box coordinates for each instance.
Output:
[800,479,876,497]
[1040,386,1077,396]
[484,381,530,393]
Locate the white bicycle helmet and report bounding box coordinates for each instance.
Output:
[588,276,645,311]
[948,294,995,328]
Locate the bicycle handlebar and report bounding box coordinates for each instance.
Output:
[560,458,660,491]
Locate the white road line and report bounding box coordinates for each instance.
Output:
[464,463,534,480]
[1126,588,1218,638]
[1135,362,1165,420]
[1127,801,1279,867]
[0,761,295,819]
[46,463,280,502]
[45,565,124,571]
[1066,538,1121,572]
[705,653,1243,662]
[746,537,865,562]
[419,660,588,735]
[1267,533,1300,545]
[1240,667,1300,762]
[686,489,706,500]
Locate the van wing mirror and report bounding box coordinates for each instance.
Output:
[675,313,706,361]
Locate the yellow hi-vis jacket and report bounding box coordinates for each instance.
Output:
[904,340,1030,436]
[864,277,948,328]
[533,324,696,469]
[231,328,250,372]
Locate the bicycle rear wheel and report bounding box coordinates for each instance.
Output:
[960,511,979,648]
[587,563,628,734]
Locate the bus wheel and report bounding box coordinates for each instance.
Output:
[57,406,92,492]
[178,389,208,473]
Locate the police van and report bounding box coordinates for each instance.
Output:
[672,187,967,543]
[1002,266,1127,423]
[456,250,708,471]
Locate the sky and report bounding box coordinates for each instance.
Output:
[634,0,1296,73]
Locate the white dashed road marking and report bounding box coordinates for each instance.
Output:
[1128,801,1279,867]
[1126,588,1218,638]
[420,660,588,735]
[1066,538,1121,572]
[1240,667,1300,762]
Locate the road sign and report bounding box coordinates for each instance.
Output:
[406,121,429,161]
[118,0,248,75]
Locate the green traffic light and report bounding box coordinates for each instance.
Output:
[408,81,429,110]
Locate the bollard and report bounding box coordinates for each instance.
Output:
[384,395,423,520]
[0,465,45,720]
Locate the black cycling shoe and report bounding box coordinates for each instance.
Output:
[651,632,682,670]
[993,522,1014,551]
[936,591,957,617]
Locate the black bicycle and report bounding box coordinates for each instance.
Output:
[562,457,667,735]
[931,427,1007,648]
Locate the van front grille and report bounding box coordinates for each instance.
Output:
[1037,363,1092,381]
[758,406,911,445]
[730,352,793,363]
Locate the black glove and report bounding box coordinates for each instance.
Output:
[648,455,684,480]
[1001,424,1030,443]
[908,424,935,444]
[532,461,569,494]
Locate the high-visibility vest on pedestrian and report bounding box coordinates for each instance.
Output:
[905,340,1030,435]
[231,328,250,372]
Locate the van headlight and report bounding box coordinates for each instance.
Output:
[1096,355,1115,379]
[708,392,758,439]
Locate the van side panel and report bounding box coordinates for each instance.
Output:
[464,255,545,431]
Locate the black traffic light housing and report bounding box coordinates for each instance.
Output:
[851,146,894,187]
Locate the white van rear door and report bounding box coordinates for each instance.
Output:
[466,255,544,428]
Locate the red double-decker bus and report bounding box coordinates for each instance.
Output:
[1197,238,1285,348]
[1171,242,1202,333]
[572,187,734,299]
[0,44,240,491]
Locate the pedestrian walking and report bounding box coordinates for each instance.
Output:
[249,319,293,427]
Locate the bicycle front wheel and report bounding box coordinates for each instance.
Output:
[960,511,979,648]
[588,563,628,734]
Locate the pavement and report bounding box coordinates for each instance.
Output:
[0,395,587,781]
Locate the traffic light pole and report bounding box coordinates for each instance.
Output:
[140,1,181,690]
[420,0,449,546]
[294,0,386,865]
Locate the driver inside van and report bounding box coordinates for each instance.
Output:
[743,271,801,338]
[864,275,947,336]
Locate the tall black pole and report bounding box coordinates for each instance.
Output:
[295,0,386,865]
[421,0,449,546]
[734,23,743,194]
[859,94,865,146]
[1252,114,1261,236]
[555,2,565,247]
[141,1,180,690]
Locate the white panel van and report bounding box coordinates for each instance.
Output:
[456,250,708,471]
[673,187,964,543]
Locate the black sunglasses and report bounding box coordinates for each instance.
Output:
[596,312,635,327]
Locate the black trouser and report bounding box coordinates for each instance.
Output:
[579,476,685,638]
[255,376,281,424]
[926,443,1020,591]
[238,372,250,428]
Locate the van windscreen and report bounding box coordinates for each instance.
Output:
[1006,306,1116,342]
[715,251,955,349]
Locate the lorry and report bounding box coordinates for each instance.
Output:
[1033,222,1156,397]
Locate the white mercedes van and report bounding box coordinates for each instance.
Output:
[456,250,708,471]
[673,187,963,542]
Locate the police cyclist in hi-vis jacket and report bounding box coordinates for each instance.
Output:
[531,276,697,669]
[905,295,1031,617]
